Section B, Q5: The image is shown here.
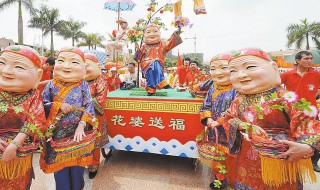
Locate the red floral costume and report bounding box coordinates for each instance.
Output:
[0,90,45,190]
[88,75,108,168]
[224,88,320,189]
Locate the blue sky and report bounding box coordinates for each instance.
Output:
[0,0,319,61]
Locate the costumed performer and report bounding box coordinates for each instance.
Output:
[105,18,129,64]
[134,23,182,95]
[84,53,109,179]
[0,45,45,190]
[224,48,320,189]
[197,54,237,190]
[40,47,96,190]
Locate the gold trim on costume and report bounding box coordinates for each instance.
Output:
[212,83,233,101]
[146,87,156,93]
[40,155,93,174]
[157,80,169,89]
[199,111,212,121]
[105,99,201,114]
[0,154,32,180]
[193,84,200,91]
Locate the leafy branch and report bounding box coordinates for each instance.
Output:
[217,164,227,174]
[293,98,312,111]
[45,106,99,138]
[213,180,222,188]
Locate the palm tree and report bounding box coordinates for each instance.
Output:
[312,23,320,49]
[58,18,86,46]
[77,34,93,50]
[91,33,105,50]
[287,18,319,50]
[77,33,105,50]
[0,0,36,44]
[28,5,62,56]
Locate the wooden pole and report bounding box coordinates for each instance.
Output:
[116,1,120,70]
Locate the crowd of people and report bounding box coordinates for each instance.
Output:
[196,49,320,190]
[0,20,319,190]
[0,44,319,190]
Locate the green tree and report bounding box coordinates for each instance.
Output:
[312,22,320,49]
[91,33,105,50]
[164,57,177,67]
[192,56,203,68]
[77,33,105,50]
[58,18,86,46]
[0,0,36,44]
[77,34,93,50]
[28,5,62,56]
[287,18,319,50]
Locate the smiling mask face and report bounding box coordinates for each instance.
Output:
[144,25,161,45]
[0,52,42,92]
[210,60,231,86]
[53,52,86,82]
[228,56,280,94]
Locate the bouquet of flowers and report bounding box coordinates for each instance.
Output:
[127,28,143,44]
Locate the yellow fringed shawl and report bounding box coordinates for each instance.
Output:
[0,154,32,180]
[260,156,317,187]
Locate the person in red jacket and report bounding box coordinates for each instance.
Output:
[38,56,55,92]
[107,67,121,92]
[281,50,320,172]
[184,59,206,88]
[172,57,191,87]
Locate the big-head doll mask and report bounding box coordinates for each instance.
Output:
[228,48,280,94]
[144,24,161,45]
[0,45,43,92]
[85,53,101,81]
[210,54,231,86]
[54,47,86,83]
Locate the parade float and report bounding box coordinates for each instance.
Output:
[103,0,207,160]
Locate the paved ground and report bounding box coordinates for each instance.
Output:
[31,150,320,190]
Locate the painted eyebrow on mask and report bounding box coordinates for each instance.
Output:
[0,57,32,67]
[58,55,82,62]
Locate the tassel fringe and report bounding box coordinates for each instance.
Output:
[54,143,94,163]
[197,153,223,169]
[0,154,32,180]
[260,155,317,187]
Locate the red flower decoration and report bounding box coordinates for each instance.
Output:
[112,30,117,38]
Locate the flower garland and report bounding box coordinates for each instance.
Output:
[243,90,317,134]
[241,90,318,188]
